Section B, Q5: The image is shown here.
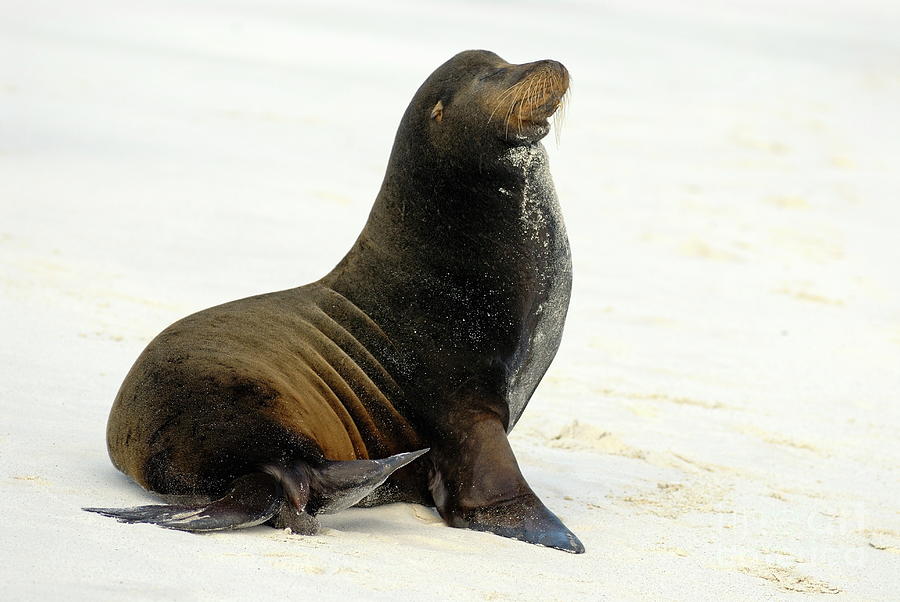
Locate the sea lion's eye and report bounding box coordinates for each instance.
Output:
[430,100,443,122]
[479,68,505,81]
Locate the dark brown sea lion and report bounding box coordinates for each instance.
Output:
[85,49,582,553]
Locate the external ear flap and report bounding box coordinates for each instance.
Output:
[430,100,443,122]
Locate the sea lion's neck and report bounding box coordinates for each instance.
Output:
[365,142,559,255]
[321,140,569,334]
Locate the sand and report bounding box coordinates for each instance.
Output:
[2,0,899,599]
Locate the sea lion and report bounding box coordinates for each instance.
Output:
[85,49,582,553]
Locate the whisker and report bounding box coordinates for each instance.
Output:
[489,82,521,117]
[508,75,529,138]
[553,77,570,147]
[516,73,539,135]
[490,81,525,114]
[488,79,529,124]
[516,76,530,122]
[503,77,527,139]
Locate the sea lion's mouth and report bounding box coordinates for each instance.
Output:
[488,60,569,142]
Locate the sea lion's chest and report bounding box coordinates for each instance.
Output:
[500,145,572,428]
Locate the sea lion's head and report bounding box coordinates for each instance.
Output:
[394,50,569,164]
[425,50,569,144]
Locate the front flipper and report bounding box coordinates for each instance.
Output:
[429,417,584,554]
[83,472,283,532]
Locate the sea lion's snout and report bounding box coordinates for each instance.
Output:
[486,58,569,142]
[515,60,569,120]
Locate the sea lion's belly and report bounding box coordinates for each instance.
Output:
[106,284,419,495]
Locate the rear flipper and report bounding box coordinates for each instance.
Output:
[84,449,430,534]
[84,472,283,531]
[429,417,584,554]
[264,448,430,534]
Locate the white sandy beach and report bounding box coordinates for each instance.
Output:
[2,0,899,599]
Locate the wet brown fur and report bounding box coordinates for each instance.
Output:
[107,285,424,498]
